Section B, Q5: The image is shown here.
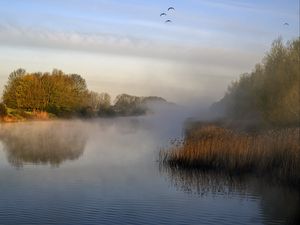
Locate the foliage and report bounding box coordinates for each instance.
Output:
[2,68,26,109]
[114,94,145,116]
[212,38,300,127]
[2,69,90,116]
[0,103,7,117]
[113,94,166,116]
[1,69,168,118]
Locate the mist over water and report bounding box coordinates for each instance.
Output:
[0,121,88,167]
[0,110,299,224]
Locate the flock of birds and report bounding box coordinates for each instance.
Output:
[160,7,175,23]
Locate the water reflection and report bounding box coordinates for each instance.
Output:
[160,165,300,224]
[0,121,87,167]
[160,165,249,196]
[0,118,299,224]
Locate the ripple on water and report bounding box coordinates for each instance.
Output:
[0,120,299,225]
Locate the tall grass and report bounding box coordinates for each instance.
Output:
[160,125,300,186]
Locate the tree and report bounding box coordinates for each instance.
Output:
[2,69,90,116]
[2,68,26,109]
[99,93,111,109]
[87,91,101,111]
[98,92,113,116]
[212,38,300,127]
[113,94,143,115]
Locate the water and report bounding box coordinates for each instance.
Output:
[0,117,299,225]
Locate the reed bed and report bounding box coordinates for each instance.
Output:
[160,125,300,186]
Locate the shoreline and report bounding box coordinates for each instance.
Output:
[0,110,151,123]
[0,110,54,123]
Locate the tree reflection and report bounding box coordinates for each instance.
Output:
[159,163,300,224]
[159,164,251,196]
[0,122,87,167]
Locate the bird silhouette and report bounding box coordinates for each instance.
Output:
[283,22,289,26]
[165,20,172,23]
[160,13,167,16]
[168,7,175,11]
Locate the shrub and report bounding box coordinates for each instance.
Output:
[0,103,8,117]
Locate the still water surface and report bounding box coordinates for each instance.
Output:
[0,117,299,225]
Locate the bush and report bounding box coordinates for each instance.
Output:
[0,103,8,117]
[79,106,95,118]
[98,106,116,117]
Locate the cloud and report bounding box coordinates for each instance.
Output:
[0,23,260,71]
[0,20,264,104]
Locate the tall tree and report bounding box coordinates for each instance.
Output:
[3,68,26,109]
[212,38,300,127]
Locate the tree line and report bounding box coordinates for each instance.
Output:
[0,69,166,118]
[212,38,300,127]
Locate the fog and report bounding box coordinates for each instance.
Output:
[0,107,198,204]
[0,100,217,168]
[0,103,298,225]
[0,103,192,164]
[0,121,88,167]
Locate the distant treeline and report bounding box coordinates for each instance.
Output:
[0,69,167,118]
[212,38,300,127]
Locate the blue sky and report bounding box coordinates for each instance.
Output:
[0,0,299,103]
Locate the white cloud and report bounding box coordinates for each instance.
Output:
[0,23,261,71]
[0,17,266,104]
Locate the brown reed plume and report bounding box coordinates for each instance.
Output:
[160,125,300,186]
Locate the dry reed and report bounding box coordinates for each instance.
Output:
[160,125,300,186]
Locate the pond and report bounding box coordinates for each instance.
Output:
[0,117,299,225]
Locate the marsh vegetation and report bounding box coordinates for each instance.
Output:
[160,125,300,185]
[161,38,300,186]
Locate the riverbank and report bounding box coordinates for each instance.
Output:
[0,108,55,122]
[160,123,300,186]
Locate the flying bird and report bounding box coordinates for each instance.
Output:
[168,7,175,11]
[160,13,167,16]
[283,22,289,26]
[165,20,172,23]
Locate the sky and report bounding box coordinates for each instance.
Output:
[0,0,299,104]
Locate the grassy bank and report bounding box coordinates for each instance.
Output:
[160,124,300,186]
[0,108,55,122]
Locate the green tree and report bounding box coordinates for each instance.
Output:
[2,69,90,116]
[212,38,300,127]
[3,68,26,109]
